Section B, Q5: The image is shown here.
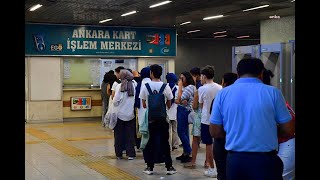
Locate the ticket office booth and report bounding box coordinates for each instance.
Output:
[25,23,176,122]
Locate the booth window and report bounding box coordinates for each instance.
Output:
[63,58,101,89]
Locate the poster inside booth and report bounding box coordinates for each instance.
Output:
[71,96,92,110]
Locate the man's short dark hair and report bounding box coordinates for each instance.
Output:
[190,67,201,76]
[115,66,125,73]
[223,72,238,86]
[200,65,215,79]
[108,70,114,74]
[237,58,265,77]
[150,64,162,79]
[262,68,274,85]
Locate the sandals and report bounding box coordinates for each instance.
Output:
[184,163,196,169]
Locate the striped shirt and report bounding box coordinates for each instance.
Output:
[180,85,196,111]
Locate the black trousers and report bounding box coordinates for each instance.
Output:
[213,138,228,180]
[226,151,283,180]
[114,118,136,157]
[143,120,172,169]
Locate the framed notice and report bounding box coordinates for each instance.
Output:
[71,96,92,110]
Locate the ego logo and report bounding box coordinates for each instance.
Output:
[161,47,170,54]
[50,44,63,51]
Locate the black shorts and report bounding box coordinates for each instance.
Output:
[201,123,213,145]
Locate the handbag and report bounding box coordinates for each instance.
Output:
[188,110,195,124]
[103,96,119,130]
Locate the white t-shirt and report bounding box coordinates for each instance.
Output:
[198,82,222,125]
[167,85,178,120]
[111,81,119,92]
[139,81,173,107]
[112,81,137,121]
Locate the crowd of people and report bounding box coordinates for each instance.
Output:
[101,57,295,179]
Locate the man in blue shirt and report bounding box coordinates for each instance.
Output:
[209,58,294,180]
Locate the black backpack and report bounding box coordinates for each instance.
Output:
[145,83,167,123]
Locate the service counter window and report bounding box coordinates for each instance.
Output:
[63,58,137,89]
[63,58,101,89]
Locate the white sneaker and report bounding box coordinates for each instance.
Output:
[128,157,135,160]
[166,167,177,175]
[204,168,217,178]
[143,167,153,175]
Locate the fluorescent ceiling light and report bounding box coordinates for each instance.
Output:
[237,35,250,39]
[121,11,137,17]
[180,21,191,26]
[149,1,172,8]
[291,0,295,2]
[99,19,112,23]
[213,31,227,35]
[29,4,42,11]
[187,30,200,33]
[243,5,270,12]
[214,35,227,38]
[203,15,224,20]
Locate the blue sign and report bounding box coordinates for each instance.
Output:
[25,23,176,57]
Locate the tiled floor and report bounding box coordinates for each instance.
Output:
[25,121,217,180]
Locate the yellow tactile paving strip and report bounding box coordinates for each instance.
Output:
[43,122,101,128]
[26,126,140,180]
[66,136,113,141]
[26,128,55,140]
[47,140,89,157]
[86,161,140,180]
[25,140,43,144]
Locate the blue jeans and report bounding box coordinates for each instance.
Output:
[177,105,192,154]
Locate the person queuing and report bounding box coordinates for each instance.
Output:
[175,71,196,163]
[198,65,222,178]
[262,69,295,180]
[113,69,137,160]
[210,58,294,180]
[139,64,177,175]
[210,72,238,180]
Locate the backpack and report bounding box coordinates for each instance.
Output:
[145,83,167,123]
[209,98,215,113]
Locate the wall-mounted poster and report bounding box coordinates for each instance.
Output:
[71,96,92,110]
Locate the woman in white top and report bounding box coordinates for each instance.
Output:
[113,69,137,160]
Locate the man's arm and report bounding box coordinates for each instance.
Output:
[274,89,295,138]
[209,91,224,138]
[176,80,183,104]
[278,120,295,138]
[166,100,172,109]
[192,90,199,109]
[142,99,147,109]
[210,124,225,139]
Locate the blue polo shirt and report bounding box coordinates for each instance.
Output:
[210,77,292,152]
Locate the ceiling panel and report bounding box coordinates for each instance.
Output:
[25,0,295,39]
